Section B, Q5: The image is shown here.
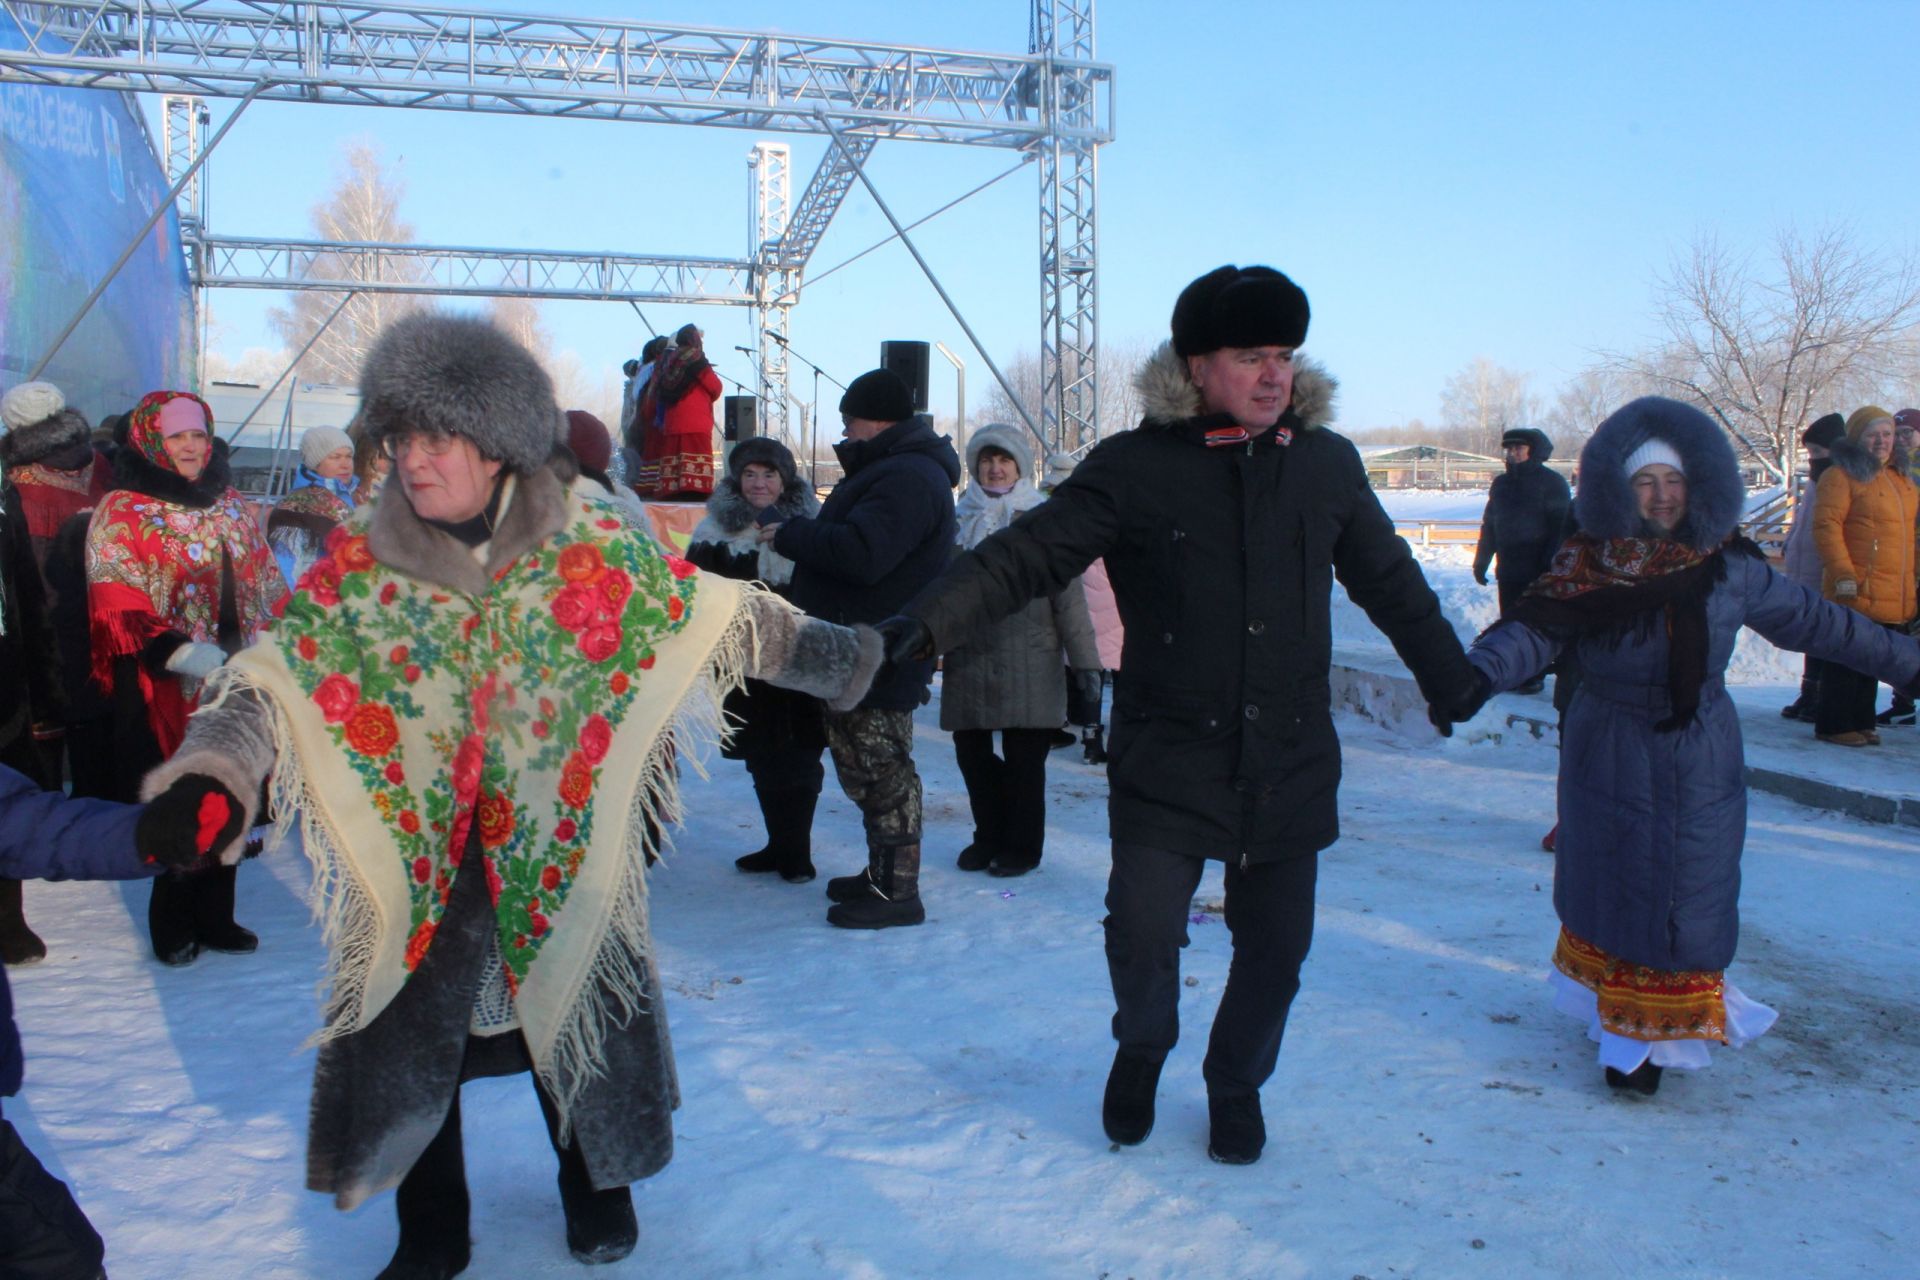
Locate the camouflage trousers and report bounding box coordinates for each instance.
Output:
[823,707,922,848]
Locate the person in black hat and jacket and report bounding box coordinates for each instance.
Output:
[877,265,1481,1164]
[765,369,961,929]
[1473,428,1572,694]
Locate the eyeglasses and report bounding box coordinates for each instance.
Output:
[380,430,458,460]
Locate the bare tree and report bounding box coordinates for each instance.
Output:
[1539,365,1661,454]
[1610,226,1920,484]
[267,140,432,385]
[977,337,1196,450]
[1439,358,1540,456]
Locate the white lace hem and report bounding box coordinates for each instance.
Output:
[1548,969,1778,1073]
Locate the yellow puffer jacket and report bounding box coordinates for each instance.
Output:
[1811,437,1919,624]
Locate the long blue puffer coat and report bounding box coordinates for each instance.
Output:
[1468,396,1920,974]
[1471,552,1918,971]
[0,764,153,1098]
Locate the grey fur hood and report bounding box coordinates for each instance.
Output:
[1131,340,1338,430]
[1828,434,1912,485]
[691,468,819,541]
[0,407,90,468]
[1575,396,1744,550]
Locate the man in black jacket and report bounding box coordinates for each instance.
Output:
[885,266,1482,1163]
[767,369,960,929]
[1472,427,1572,694]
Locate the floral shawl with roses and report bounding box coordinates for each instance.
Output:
[220,485,752,1118]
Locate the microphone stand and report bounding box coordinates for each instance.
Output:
[768,335,845,488]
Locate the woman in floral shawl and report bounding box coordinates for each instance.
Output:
[136,313,880,1279]
[1454,397,1920,1098]
[85,389,285,965]
[633,323,719,499]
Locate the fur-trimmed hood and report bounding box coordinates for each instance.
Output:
[691,469,819,542]
[1828,434,1912,485]
[110,423,234,508]
[1574,396,1744,549]
[0,407,90,468]
[1131,340,1338,431]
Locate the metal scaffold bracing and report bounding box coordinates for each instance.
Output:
[1,0,1113,451]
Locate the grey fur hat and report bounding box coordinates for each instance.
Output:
[0,381,90,467]
[357,312,562,473]
[964,422,1033,482]
[1575,396,1743,549]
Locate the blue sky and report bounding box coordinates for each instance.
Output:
[178,0,1920,432]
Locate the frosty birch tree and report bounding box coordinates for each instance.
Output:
[1610,226,1920,484]
[267,140,432,385]
[1439,358,1539,456]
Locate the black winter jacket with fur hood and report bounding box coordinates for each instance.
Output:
[910,343,1475,863]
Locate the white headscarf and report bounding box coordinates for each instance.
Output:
[954,423,1046,551]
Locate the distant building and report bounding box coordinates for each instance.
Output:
[203,380,360,497]
[1358,444,1577,490]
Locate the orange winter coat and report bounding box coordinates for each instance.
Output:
[1811,440,1919,624]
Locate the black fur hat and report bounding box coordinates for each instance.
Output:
[1575,397,1743,549]
[1801,412,1845,450]
[357,312,562,474]
[1170,265,1310,357]
[727,436,801,487]
[839,369,915,423]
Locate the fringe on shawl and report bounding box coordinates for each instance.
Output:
[195,665,392,1047]
[536,580,760,1136]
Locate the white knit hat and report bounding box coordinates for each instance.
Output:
[1622,437,1685,479]
[300,424,354,469]
[1,381,65,431]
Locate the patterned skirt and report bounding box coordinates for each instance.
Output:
[1549,927,1777,1072]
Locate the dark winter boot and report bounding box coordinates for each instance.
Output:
[378,1099,472,1280]
[1780,676,1819,721]
[1604,1061,1663,1096]
[825,843,925,929]
[1101,1049,1163,1146]
[1207,1090,1266,1164]
[192,862,258,954]
[773,788,820,884]
[735,782,787,875]
[147,874,201,967]
[824,866,876,904]
[0,877,47,966]
[954,841,996,872]
[1876,693,1916,727]
[536,1083,638,1265]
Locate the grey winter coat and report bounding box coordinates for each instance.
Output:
[1469,399,1920,972]
[1780,473,1824,593]
[940,424,1101,732]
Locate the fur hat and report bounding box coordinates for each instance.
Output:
[1846,405,1895,440]
[965,422,1034,484]
[1575,397,1743,549]
[0,381,90,468]
[726,436,801,487]
[564,410,612,474]
[300,425,353,470]
[1801,412,1846,449]
[1170,265,1310,358]
[839,369,915,424]
[358,312,562,474]
[1501,427,1554,463]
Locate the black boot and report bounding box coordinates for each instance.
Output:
[1101,1049,1163,1146]
[148,874,200,966]
[377,1097,471,1280]
[0,877,47,966]
[954,840,996,872]
[734,781,786,874]
[824,866,875,904]
[771,788,819,884]
[1206,1090,1266,1164]
[826,843,925,929]
[535,1084,637,1265]
[1604,1061,1663,1096]
[193,862,258,954]
[1780,675,1819,721]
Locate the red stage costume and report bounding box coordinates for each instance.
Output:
[634,331,720,499]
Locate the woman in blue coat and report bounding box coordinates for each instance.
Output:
[0,763,227,1278]
[1458,398,1920,1096]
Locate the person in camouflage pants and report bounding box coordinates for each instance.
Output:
[822,707,922,901]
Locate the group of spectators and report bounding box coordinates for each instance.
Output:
[3,267,1918,1278]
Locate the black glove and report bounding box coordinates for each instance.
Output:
[876,615,935,665]
[1066,668,1105,727]
[135,773,245,871]
[1428,670,1492,738]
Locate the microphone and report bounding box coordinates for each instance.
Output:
[765,331,788,345]
[734,345,756,355]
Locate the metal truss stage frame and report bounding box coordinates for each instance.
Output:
[1,0,1113,450]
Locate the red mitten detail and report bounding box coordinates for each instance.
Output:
[196,790,233,856]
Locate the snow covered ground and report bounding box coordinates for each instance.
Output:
[10,550,1918,1280]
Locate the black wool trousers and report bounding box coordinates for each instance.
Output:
[1104,842,1318,1098]
[951,727,1054,864]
